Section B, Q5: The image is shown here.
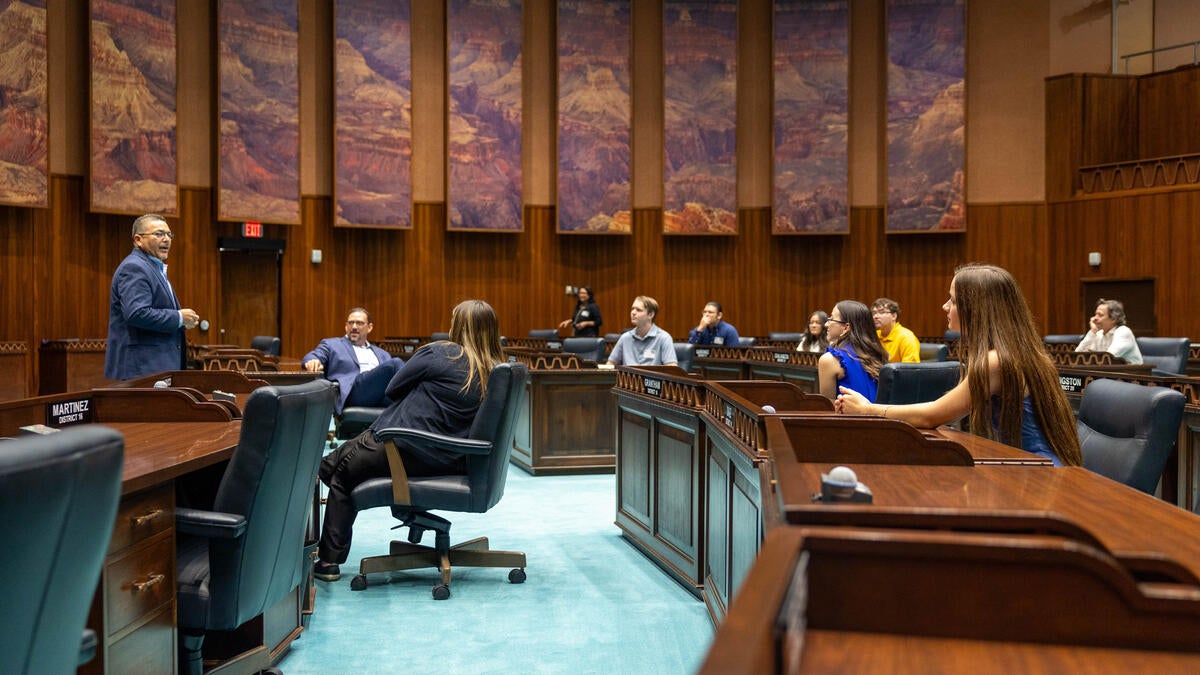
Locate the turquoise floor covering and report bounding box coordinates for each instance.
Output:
[278,469,713,674]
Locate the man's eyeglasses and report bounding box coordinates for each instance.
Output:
[138,230,175,240]
[871,309,894,315]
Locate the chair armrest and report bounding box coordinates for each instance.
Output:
[79,629,97,666]
[373,427,494,455]
[175,508,247,539]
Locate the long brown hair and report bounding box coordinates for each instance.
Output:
[447,300,504,395]
[831,300,888,379]
[953,264,1082,466]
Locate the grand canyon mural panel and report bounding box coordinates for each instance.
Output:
[772,0,848,234]
[448,0,522,232]
[663,0,736,235]
[557,0,630,234]
[886,0,964,232]
[218,0,299,225]
[334,0,411,229]
[90,0,176,216]
[0,0,47,208]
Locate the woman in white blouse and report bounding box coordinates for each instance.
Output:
[1075,298,1143,364]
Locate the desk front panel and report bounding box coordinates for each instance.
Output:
[614,391,704,596]
[511,369,616,475]
[702,418,765,624]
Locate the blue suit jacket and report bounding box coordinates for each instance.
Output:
[303,337,392,413]
[105,248,185,380]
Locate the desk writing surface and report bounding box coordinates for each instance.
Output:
[934,427,1053,465]
[776,462,1200,580]
[104,420,242,494]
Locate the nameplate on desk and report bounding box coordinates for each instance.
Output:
[46,397,94,427]
[403,345,416,353]
[643,378,663,397]
[1059,374,1085,393]
[695,348,711,358]
[773,352,791,364]
[547,341,562,350]
[508,355,518,363]
[724,402,735,428]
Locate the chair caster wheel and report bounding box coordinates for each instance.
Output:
[509,568,526,584]
[350,575,367,591]
[432,584,451,600]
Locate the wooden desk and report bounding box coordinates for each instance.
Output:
[773,462,1200,584]
[39,338,112,394]
[0,340,30,402]
[505,350,616,475]
[700,527,1200,674]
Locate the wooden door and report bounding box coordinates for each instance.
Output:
[219,249,281,350]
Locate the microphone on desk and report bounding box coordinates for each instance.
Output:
[153,380,170,389]
[761,404,776,414]
[816,465,873,504]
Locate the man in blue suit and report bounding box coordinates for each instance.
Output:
[303,308,403,414]
[105,214,200,380]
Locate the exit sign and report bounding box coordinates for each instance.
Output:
[243,221,263,238]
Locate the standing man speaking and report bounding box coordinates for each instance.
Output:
[105,214,201,380]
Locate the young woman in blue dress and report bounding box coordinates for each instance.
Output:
[817,300,888,402]
[835,264,1082,466]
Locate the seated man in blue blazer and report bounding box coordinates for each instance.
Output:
[303,308,403,414]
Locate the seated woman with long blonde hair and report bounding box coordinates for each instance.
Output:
[314,299,506,581]
[836,264,1082,466]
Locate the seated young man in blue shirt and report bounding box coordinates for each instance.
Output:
[607,296,678,366]
[687,301,740,346]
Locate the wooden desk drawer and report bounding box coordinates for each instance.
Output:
[107,604,175,674]
[109,483,173,554]
[105,533,174,636]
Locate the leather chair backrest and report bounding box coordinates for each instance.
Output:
[561,337,606,362]
[876,361,962,405]
[918,342,949,362]
[464,363,529,512]
[528,329,560,340]
[0,426,123,675]
[1044,334,1085,345]
[768,332,805,341]
[674,343,696,373]
[207,379,337,628]
[943,330,961,342]
[431,332,450,342]
[1135,337,1190,375]
[1077,378,1185,494]
[250,335,281,356]
[738,336,757,348]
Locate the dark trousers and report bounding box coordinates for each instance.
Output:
[317,429,467,564]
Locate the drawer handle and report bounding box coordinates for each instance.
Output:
[131,574,165,593]
[131,509,165,528]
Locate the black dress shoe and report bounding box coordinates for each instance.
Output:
[314,560,341,581]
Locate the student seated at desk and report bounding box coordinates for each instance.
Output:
[687,301,740,346]
[1075,298,1143,364]
[797,310,829,353]
[818,301,887,402]
[836,264,1082,467]
[607,296,677,367]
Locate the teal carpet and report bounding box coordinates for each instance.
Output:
[279,469,713,674]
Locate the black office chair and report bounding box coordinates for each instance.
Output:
[768,332,805,341]
[944,330,961,342]
[0,426,124,675]
[737,336,757,347]
[175,379,337,675]
[250,335,281,356]
[431,332,450,342]
[1044,334,1085,346]
[561,337,606,363]
[1136,337,1190,376]
[876,361,962,405]
[1077,378,1185,494]
[348,363,529,599]
[674,342,696,373]
[918,342,949,361]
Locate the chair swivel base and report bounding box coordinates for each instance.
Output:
[350,536,527,599]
